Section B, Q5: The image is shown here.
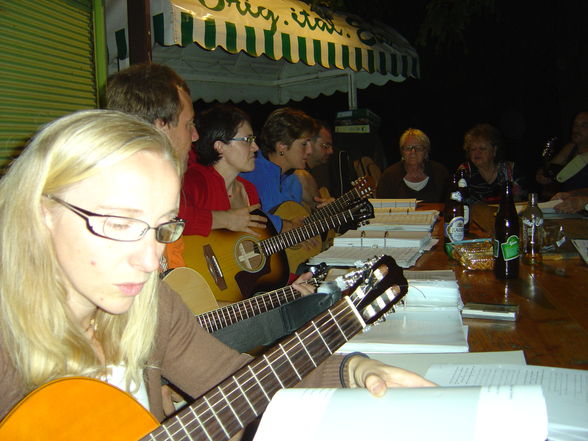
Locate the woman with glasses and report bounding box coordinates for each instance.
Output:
[377,128,449,202]
[0,109,433,425]
[457,123,527,204]
[164,104,268,268]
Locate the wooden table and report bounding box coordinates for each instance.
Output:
[415,203,588,370]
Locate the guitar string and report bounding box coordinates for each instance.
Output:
[196,281,317,331]
[184,272,402,436]
[156,301,361,440]
[159,304,358,440]
[176,270,403,439]
[158,275,399,440]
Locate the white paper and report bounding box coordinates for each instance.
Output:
[337,308,469,354]
[253,386,547,441]
[426,364,588,441]
[367,350,526,377]
[571,239,588,264]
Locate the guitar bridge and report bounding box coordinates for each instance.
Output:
[203,244,227,291]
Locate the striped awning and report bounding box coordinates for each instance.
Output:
[107,0,419,104]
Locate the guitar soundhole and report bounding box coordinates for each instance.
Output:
[233,237,266,272]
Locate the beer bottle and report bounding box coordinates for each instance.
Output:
[444,173,464,243]
[520,192,544,265]
[493,181,520,279]
[457,168,470,233]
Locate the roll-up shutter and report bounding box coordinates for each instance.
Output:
[0,0,97,174]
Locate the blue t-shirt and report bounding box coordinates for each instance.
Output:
[240,154,302,231]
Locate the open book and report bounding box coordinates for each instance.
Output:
[333,230,432,248]
[253,385,547,441]
[426,363,588,441]
[335,269,468,353]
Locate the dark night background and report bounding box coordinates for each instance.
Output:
[196,0,588,195]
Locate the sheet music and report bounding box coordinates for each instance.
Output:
[307,244,432,267]
[359,211,438,231]
[254,386,547,441]
[369,198,417,209]
[571,239,588,264]
[426,364,588,441]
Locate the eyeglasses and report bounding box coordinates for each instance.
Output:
[320,142,333,150]
[230,135,256,146]
[46,195,185,243]
[401,145,426,153]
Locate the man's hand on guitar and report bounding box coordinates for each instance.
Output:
[347,356,436,398]
[212,204,267,234]
[314,195,335,209]
[291,271,317,295]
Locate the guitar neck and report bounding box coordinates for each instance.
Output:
[305,187,364,224]
[260,207,362,253]
[195,281,317,333]
[149,297,363,441]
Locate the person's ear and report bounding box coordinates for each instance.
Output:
[41,200,56,231]
[213,140,225,155]
[154,118,169,135]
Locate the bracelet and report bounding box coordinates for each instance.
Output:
[339,352,370,388]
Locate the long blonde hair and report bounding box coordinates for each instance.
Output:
[0,110,180,393]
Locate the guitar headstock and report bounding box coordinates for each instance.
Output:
[350,199,375,223]
[345,255,408,325]
[309,262,329,284]
[351,176,376,198]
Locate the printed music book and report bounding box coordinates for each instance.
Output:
[426,363,588,441]
[333,230,432,248]
[336,308,469,354]
[368,198,417,210]
[253,385,547,441]
[358,209,439,231]
[307,245,430,268]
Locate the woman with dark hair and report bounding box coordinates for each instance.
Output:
[240,107,318,232]
[377,128,449,202]
[165,104,268,267]
[457,123,527,203]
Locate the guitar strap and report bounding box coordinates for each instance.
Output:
[211,291,341,354]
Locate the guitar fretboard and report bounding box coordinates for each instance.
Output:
[259,205,371,255]
[146,298,363,441]
[306,186,369,223]
[196,280,319,333]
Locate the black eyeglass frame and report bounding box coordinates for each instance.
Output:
[45,195,185,244]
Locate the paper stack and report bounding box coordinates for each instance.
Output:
[307,245,435,268]
[337,270,469,354]
[333,230,432,248]
[368,198,417,210]
[359,209,439,231]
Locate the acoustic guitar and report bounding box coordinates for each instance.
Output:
[182,201,374,302]
[162,265,328,332]
[273,176,376,273]
[0,255,406,441]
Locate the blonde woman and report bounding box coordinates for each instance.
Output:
[0,110,432,428]
[377,128,449,202]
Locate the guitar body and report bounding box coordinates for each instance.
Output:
[273,201,322,273]
[182,217,289,302]
[162,267,219,314]
[0,377,158,441]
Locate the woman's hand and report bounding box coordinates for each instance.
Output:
[347,357,436,397]
[291,271,317,295]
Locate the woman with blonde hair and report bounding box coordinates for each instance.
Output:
[0,110,432,429]
[377,128,449,202]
